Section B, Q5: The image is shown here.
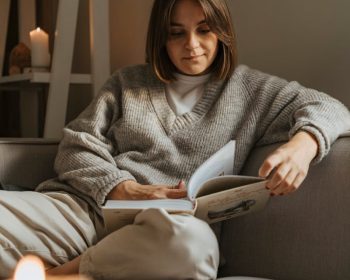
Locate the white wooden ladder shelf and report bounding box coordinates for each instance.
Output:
[0,0,110,139]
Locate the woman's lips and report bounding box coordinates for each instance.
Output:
[183,54,204,60]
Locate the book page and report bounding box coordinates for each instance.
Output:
[102,199,194,232]
[104,199,193,210]
[195,177,269,224]
[187,140,235,200]
[196,175,263,198]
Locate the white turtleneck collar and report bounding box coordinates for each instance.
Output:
[165,73,211,116]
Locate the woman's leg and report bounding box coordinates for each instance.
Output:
[47,255,81,275]
[79,208,220,279]
[0,191,97,279]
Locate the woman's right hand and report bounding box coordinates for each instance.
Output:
[106,180,187,200]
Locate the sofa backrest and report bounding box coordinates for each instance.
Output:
[0,139,58,190]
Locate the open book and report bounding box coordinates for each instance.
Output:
[102,141,270,233]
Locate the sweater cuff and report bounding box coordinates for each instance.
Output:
[289,122,329,164]
[95,171,136,206]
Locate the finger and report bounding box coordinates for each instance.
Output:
[162,181,187,199]
[279,167,307,195]
[177,180,186,190]
[284,172,306,194]
[271,168,298,195]
[166,180,186,190]
[266,163,291,190]
[259,153,283,178]
[147,185,172,199]
[166,188,188,199]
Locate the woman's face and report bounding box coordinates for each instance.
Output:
[166,0,219,76]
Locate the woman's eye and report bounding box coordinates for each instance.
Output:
[169,30,184,37]
[198,29,210,34]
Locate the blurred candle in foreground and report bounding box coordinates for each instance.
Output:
[12,255,87,280]
[14,255,45,280]
[29,27,51,68]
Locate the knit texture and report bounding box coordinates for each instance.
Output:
[37,64,350,211]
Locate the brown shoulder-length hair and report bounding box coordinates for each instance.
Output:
[146,0,237,83]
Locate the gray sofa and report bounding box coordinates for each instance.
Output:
[0,134,349,280]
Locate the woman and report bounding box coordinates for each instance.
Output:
[1,0,349,279]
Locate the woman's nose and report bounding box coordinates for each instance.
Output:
[185,33,200,50]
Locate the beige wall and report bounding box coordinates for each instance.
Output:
[110,0,154,70]
[228,0,350,107]
[68,0,349,122]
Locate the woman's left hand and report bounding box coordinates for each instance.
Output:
[258,131,319,196]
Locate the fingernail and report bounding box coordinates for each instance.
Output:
[178,180,185,187]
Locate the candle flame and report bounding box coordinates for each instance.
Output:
[14,255,45,280]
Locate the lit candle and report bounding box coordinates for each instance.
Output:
[29,27,50,68]
[12,255,87,280]
[14,255,45,280]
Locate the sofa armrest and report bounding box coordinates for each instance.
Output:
[219,135,350,280]
[0,138,59,190]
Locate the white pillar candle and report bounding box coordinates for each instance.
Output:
[29,27,50,68]
[14,255,45,280]
[12,255,88,280]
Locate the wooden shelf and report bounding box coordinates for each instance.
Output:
[0,0,109,138]
[0,72,91,85]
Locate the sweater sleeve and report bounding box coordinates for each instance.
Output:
[241,67,350,163]
[54,72,136,206]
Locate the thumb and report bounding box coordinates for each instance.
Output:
[177,180,186,189]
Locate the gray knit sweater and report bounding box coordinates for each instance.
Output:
[37,64,350,211]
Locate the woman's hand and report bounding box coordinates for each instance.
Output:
[107,180,187,200]
[259,131,318,196]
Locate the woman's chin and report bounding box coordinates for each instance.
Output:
[178,67,209,76]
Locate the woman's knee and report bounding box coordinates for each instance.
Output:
[159,211,220,279]
[81,208,219,279]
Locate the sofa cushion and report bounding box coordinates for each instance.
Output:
[218,136,350,280]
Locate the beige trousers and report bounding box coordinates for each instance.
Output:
[0,191,219,279]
